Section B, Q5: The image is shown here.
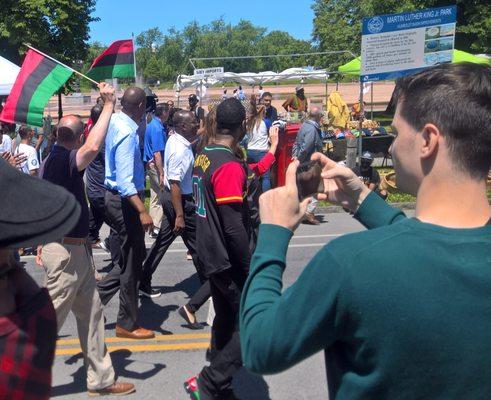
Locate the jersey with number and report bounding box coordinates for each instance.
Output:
[193,144,247,277]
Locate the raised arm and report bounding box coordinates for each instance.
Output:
[240,225,346,374]
[75,83,115,171]
[248,125,279,176]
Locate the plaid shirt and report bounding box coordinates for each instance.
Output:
[0,288,57,400]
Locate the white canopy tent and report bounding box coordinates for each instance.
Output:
[175,67,330,91]
[0,55,20,96]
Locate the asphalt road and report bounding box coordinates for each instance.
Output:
[22,212,382,399]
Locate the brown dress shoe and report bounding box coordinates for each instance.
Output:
[303,212,320,225]
[115,325,155,339]
[88,381,135,396]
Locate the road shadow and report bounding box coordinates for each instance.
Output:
[233,368,272,400]
[104,303,177,335]
[97,262,114,274]
[51,349,165,397]
[138,302,178,334]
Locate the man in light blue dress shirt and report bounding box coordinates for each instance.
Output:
[97,87,155,340]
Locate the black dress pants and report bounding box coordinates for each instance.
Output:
[97,190,146,331]
[140,190,210,312]
[198,267,247,399]
[88,194,122,268]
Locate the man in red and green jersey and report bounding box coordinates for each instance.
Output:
[187,98,250,400]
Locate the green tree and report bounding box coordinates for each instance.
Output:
[132,18,316,83]
[0,0,97,116]
[0,0,98,65]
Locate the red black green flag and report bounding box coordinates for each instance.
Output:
[0,49,72,127]
[86,40,135,81]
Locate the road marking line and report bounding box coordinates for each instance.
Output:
[292,234,342,239]
[57,332,211,346]
[288,243,326,248]
[21,241,333,260]
[56,341,210,356]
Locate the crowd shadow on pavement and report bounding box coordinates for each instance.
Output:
[138,302,178,334]
[234,368,272,400]
[51,349,165,397]
[104,303,177,335]
[156,273,201,298]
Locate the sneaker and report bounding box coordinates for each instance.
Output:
[186,251,193,261]
[139,287,162,298]
[150,228,160,239]
[184,376,200,400]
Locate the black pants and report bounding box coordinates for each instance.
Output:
[141,189,210,312]
[97,191,146,331]
[198,268,246,398]
[88,194,122,268]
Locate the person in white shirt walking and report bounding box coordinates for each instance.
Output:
[140,110,209,328]
[15,125,39,176]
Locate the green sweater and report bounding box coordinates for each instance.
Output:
[240,192,491,399]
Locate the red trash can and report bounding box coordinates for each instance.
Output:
[275,123,301,187]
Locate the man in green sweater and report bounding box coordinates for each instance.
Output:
[240,63,491,399]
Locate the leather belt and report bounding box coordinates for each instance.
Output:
[61,237,87,246]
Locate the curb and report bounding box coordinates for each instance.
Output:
[317,199,491,214]
[316,202,416,214]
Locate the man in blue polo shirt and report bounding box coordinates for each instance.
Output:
[144,103,169,236]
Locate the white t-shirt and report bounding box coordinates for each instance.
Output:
[0,134,12,154]
[15,143,39,174]
[247,120,269,151]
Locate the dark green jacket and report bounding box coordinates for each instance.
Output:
[240,192,491,399]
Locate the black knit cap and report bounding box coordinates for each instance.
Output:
[0,158,80,248]
[216,98,246,130]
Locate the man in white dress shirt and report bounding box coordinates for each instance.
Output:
[139,110,209,327]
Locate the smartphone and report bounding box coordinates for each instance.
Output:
[296,160,324,200]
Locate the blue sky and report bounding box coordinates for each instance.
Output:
[89,0,315,45]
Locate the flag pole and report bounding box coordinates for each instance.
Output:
[132,34,137,84]
[24,44,100,85]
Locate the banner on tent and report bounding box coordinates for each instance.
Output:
[361,5,457,82]
[194,67,224,77]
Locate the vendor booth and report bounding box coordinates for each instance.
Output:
[176,64,393,186]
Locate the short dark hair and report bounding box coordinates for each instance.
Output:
[216,98,246,131]
[18,125,31,139]
[261,91,272,99]
[155,103,169,117]
[90,104,103,125]
[168,107,182,127]
[393,63,491,180]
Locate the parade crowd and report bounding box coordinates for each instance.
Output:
[0,62,490,400]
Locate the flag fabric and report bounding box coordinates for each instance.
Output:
[0,49,72,127]
[86,39,135,81]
